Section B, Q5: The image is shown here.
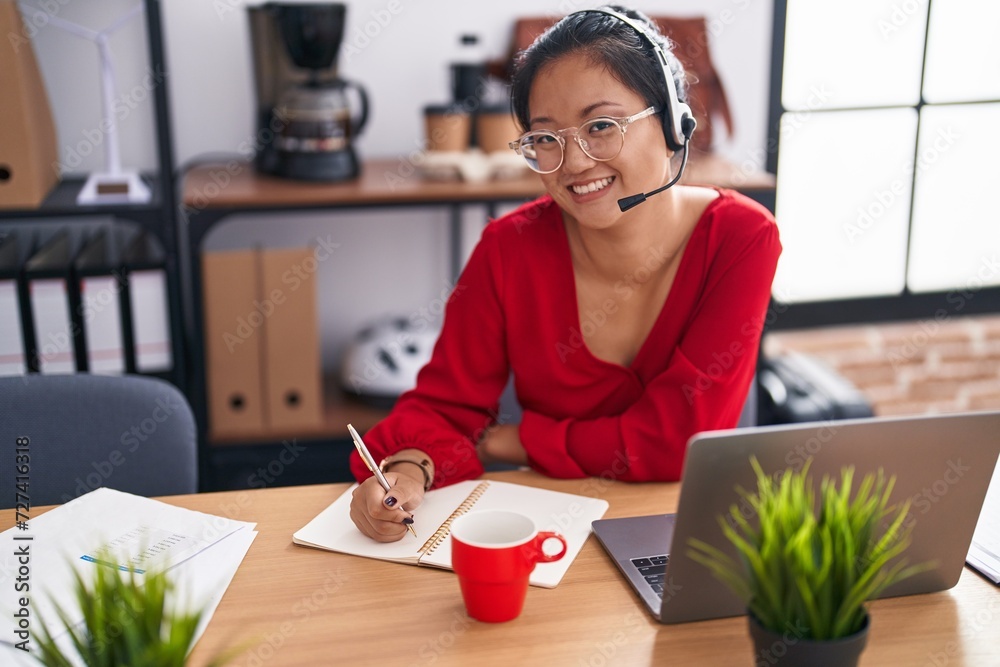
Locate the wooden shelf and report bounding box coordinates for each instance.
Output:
[182,158,546,210]
[181,152,774,212]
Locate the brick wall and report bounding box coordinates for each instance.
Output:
[763,314,1000,417]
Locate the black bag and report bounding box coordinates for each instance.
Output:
[758,352,874,425]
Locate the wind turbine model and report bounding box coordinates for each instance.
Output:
[19,3,151,205]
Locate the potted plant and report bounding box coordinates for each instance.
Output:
[688,457,932,667]
[32,557,232,667]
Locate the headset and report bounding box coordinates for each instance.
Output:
[571,7,698,211]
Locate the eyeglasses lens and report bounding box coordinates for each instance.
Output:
[518,118,625,174]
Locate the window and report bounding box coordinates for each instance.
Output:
[769,0,1000,326]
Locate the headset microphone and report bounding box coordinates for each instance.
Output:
[575,7,698,213]
[618,116,696,212]
[565,8,698,212]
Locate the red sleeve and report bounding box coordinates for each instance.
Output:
[349,224,509,488]
[519,218,781,482]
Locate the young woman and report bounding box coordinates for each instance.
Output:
[349,6,781,542]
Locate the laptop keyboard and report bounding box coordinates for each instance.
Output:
[630,555,669,598]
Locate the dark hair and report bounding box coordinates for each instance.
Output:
[510,6,688,137]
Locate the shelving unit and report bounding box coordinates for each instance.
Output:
[181,154,775,491]
[181,159,548,490]
[0,0,185,392]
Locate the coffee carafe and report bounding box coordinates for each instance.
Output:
[249,3,368,181]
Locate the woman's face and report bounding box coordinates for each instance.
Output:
[526,50,671,229]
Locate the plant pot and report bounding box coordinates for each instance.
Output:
[747,612,869,667]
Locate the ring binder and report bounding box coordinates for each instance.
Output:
[0,0,59,209]
[0,231,31,376]
[74,229,127,374]
[202,249,265,438]
[122,230,172,375]
[25,229,78,374]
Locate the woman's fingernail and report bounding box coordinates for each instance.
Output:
[384,496,397,507]
[402,517,414,525]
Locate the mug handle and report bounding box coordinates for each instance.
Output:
[530,531,568,563]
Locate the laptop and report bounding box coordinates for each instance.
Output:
[592,411,1000,624]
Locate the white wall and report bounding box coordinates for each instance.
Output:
[21,0,774,372]
[164,0,774,167]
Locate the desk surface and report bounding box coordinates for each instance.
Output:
[181,154,775,210]
[66,471,997,667]
[9,471,995,666]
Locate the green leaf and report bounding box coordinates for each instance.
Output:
[686,456,934,640]
[32,546,231,667]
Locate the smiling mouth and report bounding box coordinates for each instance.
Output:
[570,176,615,195]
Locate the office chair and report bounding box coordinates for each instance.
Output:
[0,374,197,508]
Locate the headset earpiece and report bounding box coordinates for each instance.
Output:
[682,115,697,140]
[578,7,695,152]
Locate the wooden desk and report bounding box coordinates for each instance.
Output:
[14,471,987,666]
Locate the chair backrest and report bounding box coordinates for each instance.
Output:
[0,374,197,508]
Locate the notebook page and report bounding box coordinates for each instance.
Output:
[292,481,483,562]
[418,480,609,588]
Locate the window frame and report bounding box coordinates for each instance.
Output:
[764,0,1000,332]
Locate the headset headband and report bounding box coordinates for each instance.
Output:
[574,7,695,151]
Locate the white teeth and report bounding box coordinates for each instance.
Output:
[571,177,613,195]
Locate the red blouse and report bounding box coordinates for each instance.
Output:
[350,189,782,487]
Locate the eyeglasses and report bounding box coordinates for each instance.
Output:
[508,106,660,174]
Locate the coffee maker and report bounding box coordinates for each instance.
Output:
[248,3,368,181]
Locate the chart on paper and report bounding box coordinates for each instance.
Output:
[80,525,202,574]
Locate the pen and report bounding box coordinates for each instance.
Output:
[347,424,417,539]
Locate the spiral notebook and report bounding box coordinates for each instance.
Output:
[292,480,609,588]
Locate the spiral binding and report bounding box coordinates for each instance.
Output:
[419,481,491,556]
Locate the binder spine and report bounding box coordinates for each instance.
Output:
[419,481,491,556]
[0,280,26,375]
[68,271,87,372]
[119,268,137,373]
[17,265,36,373]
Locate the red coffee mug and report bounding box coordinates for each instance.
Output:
[450,510,568,623]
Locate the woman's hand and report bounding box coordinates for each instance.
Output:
[477,424,528,466]
[349,472,425,542]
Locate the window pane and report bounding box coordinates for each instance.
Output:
[773,108,917,303]
[907,103,1000,293]
[782,1,926,111]
[923,0,1000,103]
